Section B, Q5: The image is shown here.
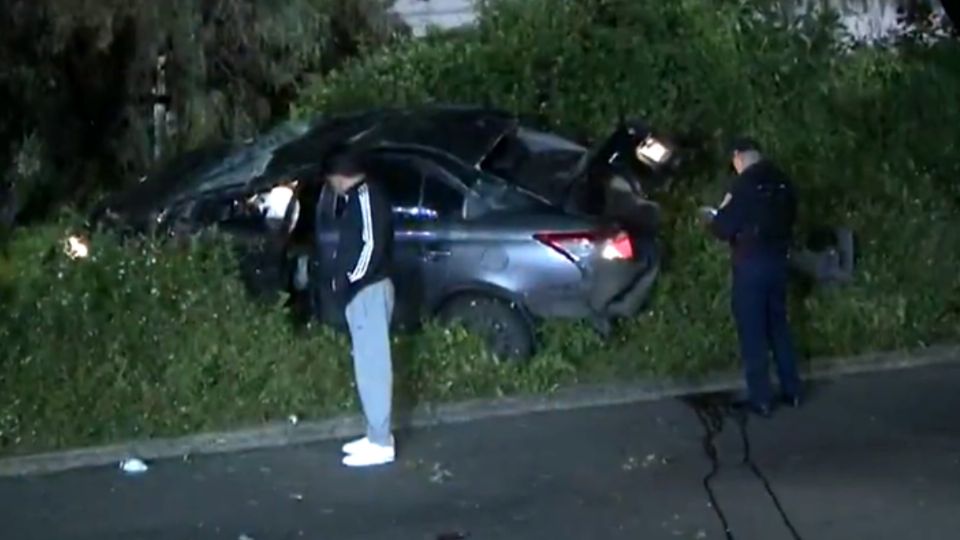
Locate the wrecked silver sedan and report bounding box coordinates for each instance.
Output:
[81,105,682,359]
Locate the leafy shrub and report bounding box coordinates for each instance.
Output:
[296,0,960,369]
[2,0,959,455]
[0,220,583,455]
[0,221,342,453]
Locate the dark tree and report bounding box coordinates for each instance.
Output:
[0,0,404,225]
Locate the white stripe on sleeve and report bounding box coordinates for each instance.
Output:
[347,183,374,283]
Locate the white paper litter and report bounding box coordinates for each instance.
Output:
[119,458,149,474]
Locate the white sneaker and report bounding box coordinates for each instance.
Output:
[341,435,394,455]
[341,440,395,468]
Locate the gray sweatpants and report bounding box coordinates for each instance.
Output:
[344,279,395,445]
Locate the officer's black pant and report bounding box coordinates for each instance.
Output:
[732,256,801,406]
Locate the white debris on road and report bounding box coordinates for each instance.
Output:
[119,458,148,474]
[430,463,454,484]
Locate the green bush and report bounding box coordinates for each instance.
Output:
[0,221,338,453]
[0,220,585,455]
[295,0,960,370]
[1,0,959,456]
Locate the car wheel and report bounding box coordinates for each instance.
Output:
[439,294,535,362]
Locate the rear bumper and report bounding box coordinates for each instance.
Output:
[523,247,660,320]
[601,257,659,317]
[589,247,660,317]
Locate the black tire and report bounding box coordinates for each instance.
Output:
[439,294,535,361]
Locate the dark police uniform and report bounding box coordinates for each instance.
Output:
[710,158,802,411]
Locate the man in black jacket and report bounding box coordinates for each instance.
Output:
[325,150,397,467]
[701,137,802,417]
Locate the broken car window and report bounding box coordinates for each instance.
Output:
[420,162,466,219]
[364,153,423,210]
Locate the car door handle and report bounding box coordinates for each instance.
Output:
[423,245,452,260]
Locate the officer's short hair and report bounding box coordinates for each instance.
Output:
[727,136,762,156]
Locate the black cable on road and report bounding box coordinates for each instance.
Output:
[686,395,736,540]
[684,394,805,540]
[731,409,804,540]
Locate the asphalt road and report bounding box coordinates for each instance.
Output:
[2,364,960,540]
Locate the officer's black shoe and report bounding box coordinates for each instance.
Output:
[732,399,773,418]
[781,394,803,409]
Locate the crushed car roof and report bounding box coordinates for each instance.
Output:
[359,106,518,165]
[102,105,520,214]
[258,105,518,187]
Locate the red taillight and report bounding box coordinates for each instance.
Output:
[603,231,634,260]
[534,230,633,261]
[534,231,599,261]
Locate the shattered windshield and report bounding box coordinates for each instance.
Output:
[189,119,313,194]
[117,119,314,215]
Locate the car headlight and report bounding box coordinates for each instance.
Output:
[635,136,672,165]
[63,235,91,260]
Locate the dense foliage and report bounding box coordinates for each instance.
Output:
[0,0,400,228]
[296,0,960,360]
[0,222,579,454]
[1,0,958,456]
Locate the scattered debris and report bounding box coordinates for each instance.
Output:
[623,453,672,471]
[647,453,672,467]
[429,462,454,484]
[119,458,149,474]
[288,414,299,426]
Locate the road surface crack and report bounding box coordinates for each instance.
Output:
[684,394,803,540]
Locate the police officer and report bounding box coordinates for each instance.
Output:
[702,137,802,417]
